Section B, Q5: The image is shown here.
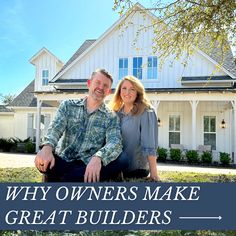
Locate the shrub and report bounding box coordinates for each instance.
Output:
[186,150,199,163]
[24,141,36,153]
[0,138,5,150]
[13,137,33,153]
[220,152,231,165]
[170,148,181,162]
[17,142,26,152]
[0,138,16,152]
[157,147,168,162]
[201,151,212,164]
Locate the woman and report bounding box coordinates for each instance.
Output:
[110,75,159,181]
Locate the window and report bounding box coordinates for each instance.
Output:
[133,57,142,79]
[169,115,180,147]
[33,114,51,130]
[28,113,51,142]
[147,56,157,79]
[40,114,51,139]
[119,58,128,80]
[203,116,216,150]
[42,70,49,86]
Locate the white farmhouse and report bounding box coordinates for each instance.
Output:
[1,3,236,163]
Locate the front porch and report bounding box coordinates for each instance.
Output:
[34,89,236,164]
[149,90,236,164]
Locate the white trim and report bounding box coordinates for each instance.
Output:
[142,79,161,83]
[182,80,235,84]
[36,100,42,152]
[29,47,63,65]
[8,107,55,111]
[231,100,236,164]
[42,68,50,86]
[190,100,199,150]
[0,112,14,115]
[201,113,217,150]
[168,112,184,146]
[50,82,87,86]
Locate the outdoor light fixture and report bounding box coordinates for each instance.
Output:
[158,118,161,127]
[221,119,226,129]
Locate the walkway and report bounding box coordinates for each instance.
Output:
[0,152,35,168]
[0,152,236,175]
[158,163,236,175]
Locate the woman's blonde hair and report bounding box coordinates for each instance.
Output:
[109,75,152,115]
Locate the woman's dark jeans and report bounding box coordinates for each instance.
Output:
[116,152,149,179]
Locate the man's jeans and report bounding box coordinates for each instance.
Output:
[43,153,128,182]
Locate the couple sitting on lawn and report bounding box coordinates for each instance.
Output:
[35,69,159,182]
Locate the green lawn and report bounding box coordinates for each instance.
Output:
[0,167,43,182]
[1,167,236,182]
[0,168,236,236]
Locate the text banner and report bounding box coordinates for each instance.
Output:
[0,183,235,230]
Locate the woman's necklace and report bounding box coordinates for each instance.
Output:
[123,105,133,114]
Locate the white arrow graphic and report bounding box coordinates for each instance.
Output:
[179,216,222,220]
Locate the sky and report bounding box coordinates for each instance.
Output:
[0,0,122,97]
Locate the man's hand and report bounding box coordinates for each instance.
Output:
[84,156,102,182]
[34,145,55,172]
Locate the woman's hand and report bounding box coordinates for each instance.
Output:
[149,172,161,181]
[148,155,160,181]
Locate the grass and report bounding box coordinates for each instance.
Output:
[0,168,236,236]
[0,167,43,182]
[1,167,236,183]
[158,171,236,182]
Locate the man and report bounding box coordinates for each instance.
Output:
[35,69,123,182]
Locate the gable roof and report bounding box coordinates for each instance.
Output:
[208,48,236,77]
[29,47,64,66]
[51,2,236,82]
[0,105,13,112]
[10,80,52,108]
[52,39,96,81]
[195,38,236,78]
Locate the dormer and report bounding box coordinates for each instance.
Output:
[30,47,64,92]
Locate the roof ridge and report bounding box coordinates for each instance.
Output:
[52,39,96,80]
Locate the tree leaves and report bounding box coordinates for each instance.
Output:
[113,0,236,65]
[0,93,16,105]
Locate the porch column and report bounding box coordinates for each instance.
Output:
[231,101,236,164]
[36,99,42,153]
[151,100,160,115]
[190,100,199,150]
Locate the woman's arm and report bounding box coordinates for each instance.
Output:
[140,109,160,181]
[147,155,160,181]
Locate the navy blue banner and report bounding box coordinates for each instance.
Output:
[0,183,235,230]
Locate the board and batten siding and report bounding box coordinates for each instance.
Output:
[60,11,157,86]
[60,10,227,90]
[34,51,62,92]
